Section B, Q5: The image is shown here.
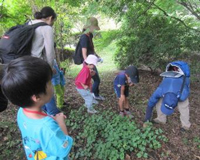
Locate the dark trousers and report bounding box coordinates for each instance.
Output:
[0,85,8,112]
[92,66,100,97]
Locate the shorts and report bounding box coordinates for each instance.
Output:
[114,85,129,98]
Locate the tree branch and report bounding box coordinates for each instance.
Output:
[151,1,200,32]
[136,0,156,20]
[177,1,200,20]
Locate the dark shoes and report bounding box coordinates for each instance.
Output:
[180,126,190,132]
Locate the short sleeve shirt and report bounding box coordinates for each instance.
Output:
[75,64,91,89]
[114,71,127,87]
[17,108,73,160]
[79,33,94,56]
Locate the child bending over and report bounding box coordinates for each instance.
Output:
[114,66,139,118]
[75,55,99,114]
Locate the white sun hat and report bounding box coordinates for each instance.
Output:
[85,55,98,66]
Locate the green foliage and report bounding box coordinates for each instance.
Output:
[94,30,120,53]
[114,4,200,70]
[60,59,71,73]
[193,137,200,149]
[0,0,32,34]
[0,121,24,159]
[66,108,168,159]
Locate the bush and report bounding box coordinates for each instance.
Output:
[115,13,200,71]
[66,107,168,160]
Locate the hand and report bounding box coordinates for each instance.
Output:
[54,112,66,124]
[98,58,103,63]
[84,85,89,90]
[143,123,148,128]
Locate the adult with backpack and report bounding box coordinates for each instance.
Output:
[28,6,56,67]
[143,61,191,131]
[28,6,61,115]
[0,7,58,112]
[74,17,105,101]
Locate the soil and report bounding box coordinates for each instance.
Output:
[0,69,200,160]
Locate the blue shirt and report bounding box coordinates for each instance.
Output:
[17,108,73,160]
[114,71,127,87]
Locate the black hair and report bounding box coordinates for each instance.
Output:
[34,6,57,20]
[1,56,53,108]
[82,28,86,33]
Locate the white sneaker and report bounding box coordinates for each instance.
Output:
[92,99,99,104]
[87,108,98,114]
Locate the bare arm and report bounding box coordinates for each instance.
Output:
[120,85,125,101]
[54,113,68,135]
[80,83,89,90]
[82,48,87,60]
[119,85,125,111]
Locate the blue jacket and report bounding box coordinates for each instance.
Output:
[145,61,190,121]
[51,60,66,86]
[148,76,190,108]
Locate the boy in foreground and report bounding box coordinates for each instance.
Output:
[75,55,99,114]
[1,56,73,160]
[114,66,139,118]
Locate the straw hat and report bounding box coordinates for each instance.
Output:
[83,17,100,33]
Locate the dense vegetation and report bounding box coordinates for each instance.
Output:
[1,0,200,71]
[0,0,200,159]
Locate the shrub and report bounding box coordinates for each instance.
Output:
[115,13,200,71]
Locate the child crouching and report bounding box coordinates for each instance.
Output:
[75,55,99,114]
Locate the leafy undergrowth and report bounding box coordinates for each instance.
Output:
[66,107,168,160]
[0,114,25,160]
[0,70,200,159]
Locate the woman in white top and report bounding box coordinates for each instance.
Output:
[30,7,60,115]
[29,6,57,67]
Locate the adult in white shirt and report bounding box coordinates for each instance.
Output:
[29,6,60,115]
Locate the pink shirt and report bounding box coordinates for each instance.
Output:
[75,65,92,89]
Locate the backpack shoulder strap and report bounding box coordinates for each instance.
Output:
[84,33,94,52]
[30,22,49,29]
[179,75,186,98]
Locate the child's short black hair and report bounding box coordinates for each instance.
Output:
[1,56,53,108]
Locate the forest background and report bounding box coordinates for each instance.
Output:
[0,0,200,160]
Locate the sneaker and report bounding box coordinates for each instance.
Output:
[87,108,98,114]
[92,93,105,101]
[92,99,99,105]
[180,126,190,132]
[98,95,105,101]
[119,111,125,117]
[152,119,166,124]
[124,110,134,118]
